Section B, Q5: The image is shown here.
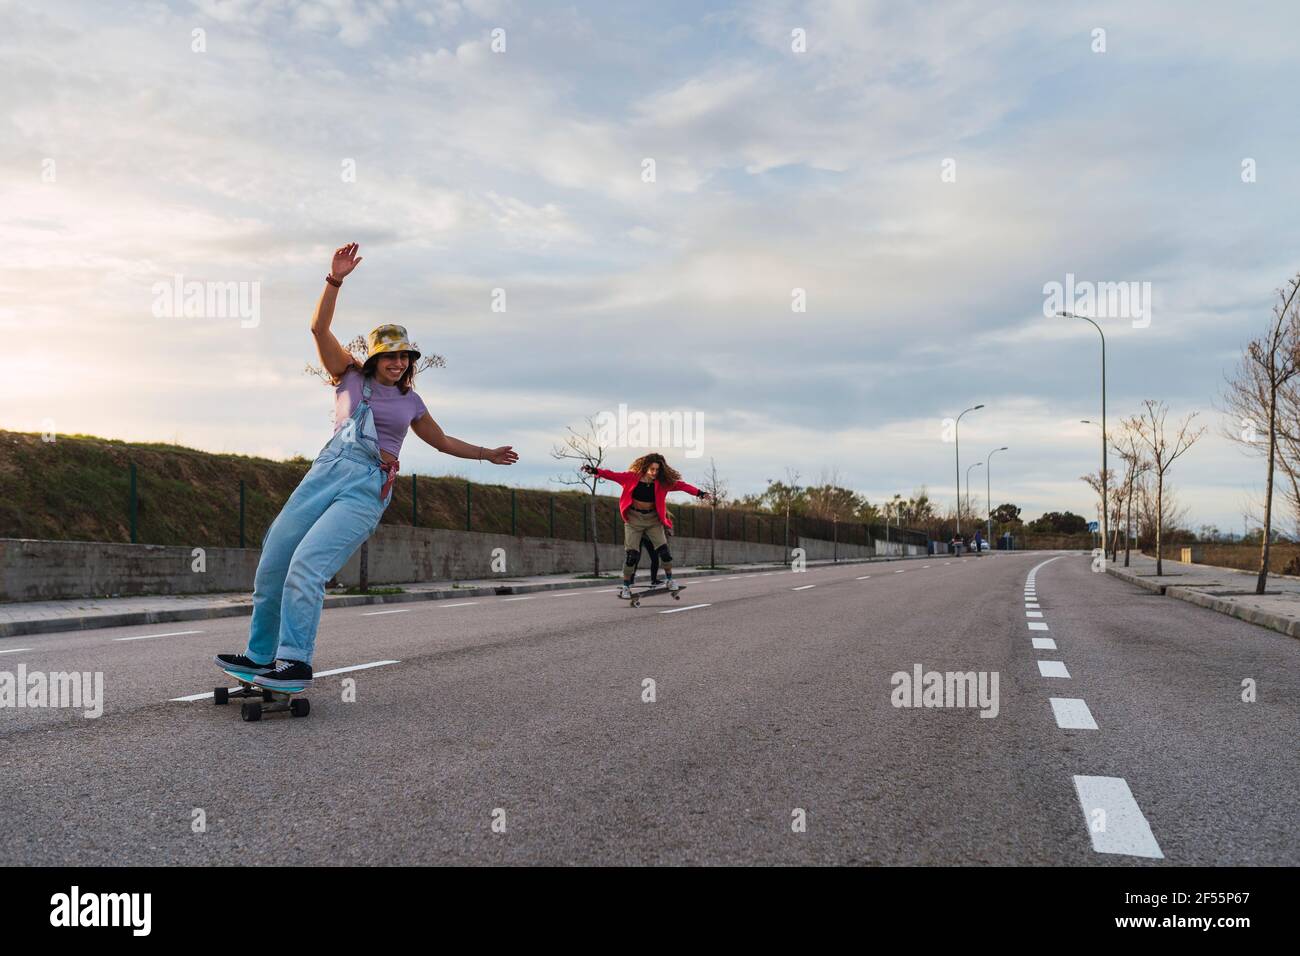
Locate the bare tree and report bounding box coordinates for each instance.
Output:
[1221,273,1300,593]
[698,457,729,569]
[306,333,446,386]
[1080,467,1126,561]
[1112,418,1150,567]
[551,417,612,577]
[1132,401,1206,575]
[1133,473,1189,550]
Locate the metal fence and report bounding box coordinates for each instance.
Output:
[110,463,929,551]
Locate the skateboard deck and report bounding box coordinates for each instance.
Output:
[214,667,310,721]
[621,584,686,608]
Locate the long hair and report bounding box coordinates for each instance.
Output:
[628,452,681,486]
[361,352,417,395]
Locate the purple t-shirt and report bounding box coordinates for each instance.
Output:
[332,366,429,459]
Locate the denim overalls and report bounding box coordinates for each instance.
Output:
[245,377,395,665]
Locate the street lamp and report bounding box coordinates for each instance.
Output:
[1059,312,1108,558]
[986,446,1008,546]
[966,461,983,533]
[954,404,984,534]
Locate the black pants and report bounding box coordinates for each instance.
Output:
[641,534,660,582]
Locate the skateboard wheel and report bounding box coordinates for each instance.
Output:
[241,702,262,722]
[214,687,229,705]
[290,698,310,718]
[673,591,681,600]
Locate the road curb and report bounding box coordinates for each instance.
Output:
[0,551,945,638]
[1164,586,1300,640]
[1107,564,1300,641]
[1105,565,1166,594]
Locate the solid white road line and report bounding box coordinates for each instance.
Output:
[659,603,711,614]
[502,596,534,602]
[1038,660,1071,678]
[360,608,410,616]
[1032,637,1057,650]
[547,592,581,598]
[1072,775,1164,859]
[113,629,205,642]
[1050,698,1097,729]
[172,659,402,702]
[1028,622,1050,631]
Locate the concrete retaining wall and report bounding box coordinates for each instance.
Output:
[0,528,917,601]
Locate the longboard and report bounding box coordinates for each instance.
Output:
[621,584,686,609]
[214,667,310,722]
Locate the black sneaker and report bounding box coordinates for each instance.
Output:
[214,653,275,677]
[252,659,314,692]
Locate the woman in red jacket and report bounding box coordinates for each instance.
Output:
[583,453,711,599]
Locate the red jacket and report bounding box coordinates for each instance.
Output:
[594,468,702,531]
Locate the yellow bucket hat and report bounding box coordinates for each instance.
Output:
[366,324,421,363]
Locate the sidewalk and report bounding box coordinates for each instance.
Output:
[1107,552,1300,640]
[0,552,937,639]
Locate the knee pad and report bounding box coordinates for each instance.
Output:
[624,549,641,567]
[655,544,672,563]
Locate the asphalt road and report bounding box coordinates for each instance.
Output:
[1,552,1296,865]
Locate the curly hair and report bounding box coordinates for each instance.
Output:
[627,452,681,485]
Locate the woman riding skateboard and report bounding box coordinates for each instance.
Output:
[583,454,711,599]
[216,242,518,691]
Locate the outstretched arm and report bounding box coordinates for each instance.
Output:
[411,413,518,464]
[311,242,366,379]
[582,465,633,483]
[670,479,710,500]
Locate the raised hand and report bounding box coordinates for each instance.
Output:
[330,242,364,281]
[486,446,519,466]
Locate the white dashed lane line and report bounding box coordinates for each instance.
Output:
[360,609,410,616]
[113,629,205,643]
[1027,555,1164,860]
[1072,776,1164,859]
[1050,698,1098,730]
[0,647,33,655]
[172,659,402,703]
[792,585,816,591]
[658,604,711,614]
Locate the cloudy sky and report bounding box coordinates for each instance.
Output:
[3,0,1297,532]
